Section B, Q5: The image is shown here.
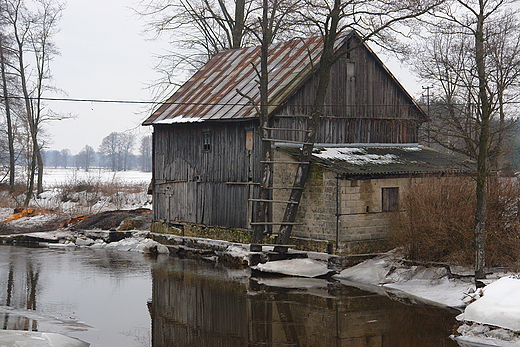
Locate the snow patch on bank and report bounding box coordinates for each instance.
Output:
[39,232,169,254]
[253,258,331,278]
[457,277,520,332]
[334,252,474,308]
[0,330,89,347]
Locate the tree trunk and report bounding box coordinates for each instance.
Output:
[251,0,272,245]
[274,0,341,252]
[474,4,490,281]
[232,0,245,49]
[0,37,15,192]
[37,146,44,194]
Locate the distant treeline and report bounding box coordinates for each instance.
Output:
[42,133,152,172]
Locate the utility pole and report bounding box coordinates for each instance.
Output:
[422,86,432,146]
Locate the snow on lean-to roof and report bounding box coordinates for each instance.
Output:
[312,147,401,165]
[279,144,475,176]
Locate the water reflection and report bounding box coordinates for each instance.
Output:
[150,259,459,347]
[0,245,155,347]
[0,245,460,347]
[0,246,41,332]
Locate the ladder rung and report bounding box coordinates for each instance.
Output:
[250,222,303,225]
[264,127,312,133]
[262,138,313,145]
[249,199,299,204]
[260,161,310,164]
[226,182,260,185]
[266,186,304,190]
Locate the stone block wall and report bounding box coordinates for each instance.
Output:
[272,149,418,250]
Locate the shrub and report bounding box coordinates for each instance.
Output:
[389,176,520,268]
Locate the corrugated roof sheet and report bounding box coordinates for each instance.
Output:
[143,36,325,125]
[143,32,426,125]
[279,145,475,176]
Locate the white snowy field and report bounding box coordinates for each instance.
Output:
[42,167,152,187]
[0,168,152,217]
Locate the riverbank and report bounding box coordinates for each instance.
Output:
[1,208,519,346]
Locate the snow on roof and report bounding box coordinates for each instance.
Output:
[153,115,204,124]
[279,145,474,176]
[313,147,401,165]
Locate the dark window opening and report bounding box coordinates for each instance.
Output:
[382,187,399,212]
[203,132,211,152]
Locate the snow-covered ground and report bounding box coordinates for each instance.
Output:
[1,168,152,217]
[332,251,520,346]
[0,330,89,347]
[42,168,151,187]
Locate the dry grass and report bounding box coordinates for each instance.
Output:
[389,176,520,268]
[0,177,150,215]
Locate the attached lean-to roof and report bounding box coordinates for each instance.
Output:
[279,145,475,177]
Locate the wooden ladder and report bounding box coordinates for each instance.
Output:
[249,125,313,248]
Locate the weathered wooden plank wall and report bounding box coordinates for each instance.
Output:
[278,43,422,120]
[270,117,419,144]
[153,121,261,228]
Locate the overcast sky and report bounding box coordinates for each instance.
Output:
[44,0,166,153]
[44,0,422,154]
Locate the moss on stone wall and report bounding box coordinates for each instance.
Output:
[151,221,390,255]
[151,221,252,243]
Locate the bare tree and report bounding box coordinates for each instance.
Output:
[76,145,95,172]
[136,0,251,99]
[98,131,136,171]
[119,132,135,171]
[137,0,302,100]
[410,0,519,280]
[139,135,152,172]
[0,32,16,191]
[270,0,445,250]
[99,132,121,172]
[1,0,64,205]
[59,148,70,168]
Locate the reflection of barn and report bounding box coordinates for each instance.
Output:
[144,31,472,252]
[149,260,457,347]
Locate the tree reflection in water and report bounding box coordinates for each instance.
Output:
[0,247,40,331]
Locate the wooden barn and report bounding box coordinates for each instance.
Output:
[143,31,472,252]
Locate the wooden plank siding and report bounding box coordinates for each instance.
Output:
[272,36,423,123]
[270,117,419,144]
[153,121,262,228]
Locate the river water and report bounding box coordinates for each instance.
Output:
[0,245,459,347]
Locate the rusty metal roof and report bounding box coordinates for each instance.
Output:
[143,32,425,125]
[143,36,325,125]
[279,145,474,177]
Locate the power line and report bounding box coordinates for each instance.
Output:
[1,94,520,107]
[0,94,428,108]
